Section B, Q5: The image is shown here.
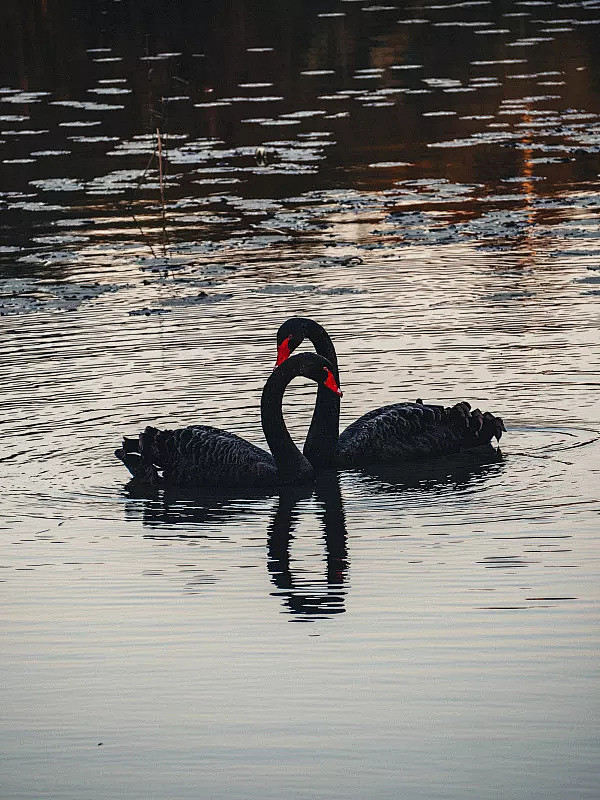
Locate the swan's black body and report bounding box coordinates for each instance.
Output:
[115,352,340,488]
[276,317,505,470]
[337,399,503,468]
[117,425,279,488]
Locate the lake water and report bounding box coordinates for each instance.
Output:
[1,1,599,798]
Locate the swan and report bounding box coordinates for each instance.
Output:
[115,351,343,488]
[275,317,505,470]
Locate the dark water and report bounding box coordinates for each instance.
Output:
[1,1,599,798]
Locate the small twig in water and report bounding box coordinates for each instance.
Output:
[156,127,169,257]
[113,145,159,259]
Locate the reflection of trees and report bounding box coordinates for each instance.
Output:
[4,0,600,139]
[0,0,319,94]
[3,0,600,265]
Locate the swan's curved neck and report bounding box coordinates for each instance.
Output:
[300,321,341,468]
[301,319,339,383]
[261,365,313,484]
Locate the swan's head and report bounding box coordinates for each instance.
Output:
[275,317,310,366]
[290,352,343,397]
[276,318,307,366]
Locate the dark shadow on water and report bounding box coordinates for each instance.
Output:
[120,447,504,619]
[122,479,276,534]
[351,445,505,495]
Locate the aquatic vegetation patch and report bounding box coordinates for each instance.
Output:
[128,306,171,315]
[0,129,49,136]
[68,136,119,143]
[30,178,85,192]
[88,88,132,95]
[86,169,173,194]
[6,201,65,211]
[50,101,125,111]
[31,234,89,245]
[0,91,51,104]
[0,278,122,314]
[30,150,72,157]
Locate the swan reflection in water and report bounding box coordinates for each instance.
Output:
[266,474,349,618]
[121,447,504,620]
[352,445,504,495]
[123,473,350,618]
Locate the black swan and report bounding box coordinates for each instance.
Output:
[115,352,342,488]
[275,317,505,470]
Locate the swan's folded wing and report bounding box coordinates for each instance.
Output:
[141,424,277,487]
[337,401,501,468]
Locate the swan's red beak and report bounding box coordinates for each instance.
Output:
[324,369,343,397]
[275,335,292,368]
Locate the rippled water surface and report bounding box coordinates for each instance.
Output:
[1,1,599,798]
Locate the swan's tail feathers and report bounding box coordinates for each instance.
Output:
[484,412,506,442]
[447,401,472,430]
[115,446,141,476]
[115,433,160,485]
[470,407,484,436]
[121,436,141,454]
[447,402,505,446]
[138,426,162,463]
[472,410,506,444]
